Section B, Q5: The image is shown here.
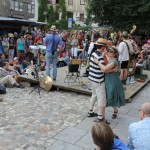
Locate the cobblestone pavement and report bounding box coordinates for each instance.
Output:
[0,87,90,150]
[1,83,150,150]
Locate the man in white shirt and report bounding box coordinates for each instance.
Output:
[118,31,133,85]
[82,32,100,77]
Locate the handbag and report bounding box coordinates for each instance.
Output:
[0,84,6,94]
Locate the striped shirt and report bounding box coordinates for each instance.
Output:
[89,50,104,83]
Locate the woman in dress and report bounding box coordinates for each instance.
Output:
[94,46,125,119]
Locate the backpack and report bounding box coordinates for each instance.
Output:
[0,84,6,94]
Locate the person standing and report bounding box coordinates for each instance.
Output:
[94,46,125,119]
[87,38,109,123]
[17,33,26,62]
[118,31,133,85]
[2,35,9,59]
[44,25,62,80]
[8,34,15,62]
[128,102,150,150]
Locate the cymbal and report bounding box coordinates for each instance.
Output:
[40,76,53,92]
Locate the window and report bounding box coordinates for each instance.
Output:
[31,5,35,13]
[15,1,19,11]
[56,0,59,4]
[31,0,35,5]
[48,0,52,4]
[10,0,15,10]
[68,0,73,5]
[80,0,85,5]
[79,13,84,21]
[28,4,31,13]
[18,2,23,11]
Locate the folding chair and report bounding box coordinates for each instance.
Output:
[64,59,82,84]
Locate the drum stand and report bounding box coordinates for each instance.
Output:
[29,64,42,98]
[29,47,43,98]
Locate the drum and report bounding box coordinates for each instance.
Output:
[38,45,46,54]
[29,45,39,53]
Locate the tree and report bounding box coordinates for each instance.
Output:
[86,0,150,35]
[85,0,93,25]
[58,0,68,29]
[38,0,48,22]
[47,5,56,27]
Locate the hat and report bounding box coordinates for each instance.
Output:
[107,46,118,53]
[14,57,18,61]
[50,25,57,31]
[147,39,150,44]
[122,31,128,37]
[8,33,14,38]
[94,38,109,46]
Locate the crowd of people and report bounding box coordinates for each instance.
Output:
[0,26,150,149]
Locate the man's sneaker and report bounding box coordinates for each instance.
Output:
[87,112,98,117]
[16,85,24,89]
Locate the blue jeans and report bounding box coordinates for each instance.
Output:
[45,51,58,79]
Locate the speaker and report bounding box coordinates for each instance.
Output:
[69,64,79,72]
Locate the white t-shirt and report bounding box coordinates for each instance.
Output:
[88,42,94,55]
[118,40,133,61]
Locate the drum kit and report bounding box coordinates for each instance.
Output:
[27,44,53,96]
[29,45,46,55]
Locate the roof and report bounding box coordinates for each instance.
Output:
[0,17,46,26]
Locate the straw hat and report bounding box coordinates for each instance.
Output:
[50,25,57,31]
[8,33,14,38]
[122,31,128,37]
[94,38,109,46]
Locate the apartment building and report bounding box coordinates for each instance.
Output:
[0,0,35,19]
[48,0,86,25]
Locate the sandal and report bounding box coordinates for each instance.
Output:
[112,110,118,119]
[87,112,98,117]
[94,116,110,125]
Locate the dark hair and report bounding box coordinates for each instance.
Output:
[92,122,114,150]
[0,61,7,67]
[94,32,100,39]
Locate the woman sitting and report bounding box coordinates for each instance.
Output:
[92,122,129,150]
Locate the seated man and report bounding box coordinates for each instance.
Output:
[128,102,150,149]
[13,57,22,74]
[0,61,24,88]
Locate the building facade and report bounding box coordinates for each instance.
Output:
[48,0,86,25]
[0,0,35,20]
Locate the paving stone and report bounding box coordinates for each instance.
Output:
[47,140,84,150]
[54,127,87,144]
[75,132,95,149]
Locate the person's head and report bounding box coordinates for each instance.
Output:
[19,33,23,38]
[147,39,150,45]
[2,35,7,41]
[0,61,9,69]
[50,25,57,33]
[93,32,100,41]
[94,38,109,52]
[107,46,118,58]
[122,31,129,40]
[92,122,114,150]
[139,103,150,120]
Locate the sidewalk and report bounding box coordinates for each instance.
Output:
[48,83,150,150]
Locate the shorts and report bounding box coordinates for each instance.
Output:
[120,61,129,69]
[90,81,106,107]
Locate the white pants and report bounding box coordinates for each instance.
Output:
[90,81,106,107]
[71,47,78,58]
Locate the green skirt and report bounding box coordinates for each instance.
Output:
[105,72,125,107]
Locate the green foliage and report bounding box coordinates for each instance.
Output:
[85,0,93,25]
[86,0,150,35]
[38,0,48,22]
[47,5,56,27]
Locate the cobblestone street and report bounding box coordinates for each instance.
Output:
[0,87,91,150]
[0,83,150,150]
